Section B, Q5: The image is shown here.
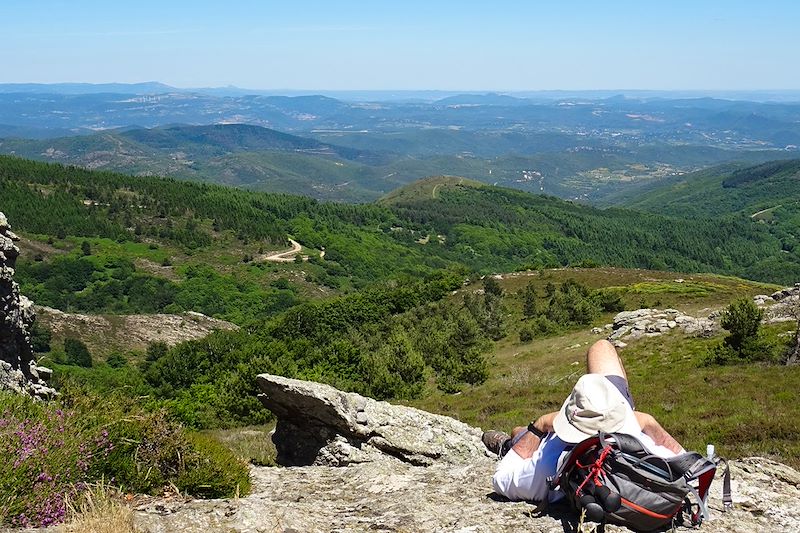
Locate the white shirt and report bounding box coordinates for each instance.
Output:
[492,431,677,503]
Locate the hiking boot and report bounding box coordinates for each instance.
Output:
[482,430,511,457]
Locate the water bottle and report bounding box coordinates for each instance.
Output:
[706,444,715,461]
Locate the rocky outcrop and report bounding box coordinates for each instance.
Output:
[135,457,800,533]
[769,283,800,302]
[607,308,717,346]
[758,284,800,324]
[132,376,800,532]
[256,373,489,466]
[36,306,238,355]
[0,213,56,400]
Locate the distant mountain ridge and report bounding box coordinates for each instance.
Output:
[433,93,530,106]
[0,122,795,203]
[0,82,176,94]
[119,123,366,160]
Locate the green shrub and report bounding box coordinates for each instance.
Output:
[521,281,538,319]
[594,288,626,312]
[0,386,251,528]
[101,408,249,498]
[519,327,534,343]
[64,338,92,367]
[720,298,763,350]
[531,315,559,336]
[30,321,52,353]
[105,352,127,368]
[706,298,775,364]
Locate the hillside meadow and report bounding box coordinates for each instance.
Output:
[410,268,799,468]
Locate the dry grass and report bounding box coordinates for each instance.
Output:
[59,484,138,533]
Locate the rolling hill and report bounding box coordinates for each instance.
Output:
[2,123,794,203]
[612,159,800,217]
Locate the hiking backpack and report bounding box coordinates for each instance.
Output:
[549,432,731,531]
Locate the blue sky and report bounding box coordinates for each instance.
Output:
[1,0,798,90]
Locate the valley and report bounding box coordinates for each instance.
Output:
[2,87,799,203]
[3,157,799,449]
[2,90,800,531]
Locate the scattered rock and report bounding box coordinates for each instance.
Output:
[762,283,800,324]
[608,307,717,344]
[0,213,56,400]
[753,294,773,306]
[591,326,604,334]
[256,373,489,467]
[771,283,800,302]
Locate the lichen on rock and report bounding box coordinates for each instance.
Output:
[256,373,491,467]
[0,212,56,400]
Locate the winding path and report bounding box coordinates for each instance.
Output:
[259,239,303,262]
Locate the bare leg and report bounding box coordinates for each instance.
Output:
[586,339,627,379]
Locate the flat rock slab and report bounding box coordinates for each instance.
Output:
[133,457,800,533]
[256,373,489,466]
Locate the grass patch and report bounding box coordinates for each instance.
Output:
[623,280,727,296]
[203,424,277,467]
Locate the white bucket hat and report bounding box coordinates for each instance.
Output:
[553,374,641,443]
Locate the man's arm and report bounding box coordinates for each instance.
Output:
[510,411,558,459]
[533,411,557,433]
[634,412,684,454]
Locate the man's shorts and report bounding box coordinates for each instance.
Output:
[605,374,635,410]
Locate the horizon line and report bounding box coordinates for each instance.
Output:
[2,82,800,93]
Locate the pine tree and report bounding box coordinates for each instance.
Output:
[522,281,538,319]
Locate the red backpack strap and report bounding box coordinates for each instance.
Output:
[549,434,601,490]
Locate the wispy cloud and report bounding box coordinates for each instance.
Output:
[29,28,202,38]
[272,24,383,33]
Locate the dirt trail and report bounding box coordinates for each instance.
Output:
[258,239,303,262]
[431,177,464,199]
[751,205,782,218]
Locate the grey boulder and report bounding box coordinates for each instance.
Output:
[256,373,490,467]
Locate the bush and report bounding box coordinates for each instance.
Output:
[0,392,112,527]
[706,298,774,364]
[720,298,763,350]
[519,327,534,342]
[531,315,559,336]
[0,387,251,528]
[64,338,92,367]
[101,408,250,498]
[483,276,503,298]
[521,282,538,319]
[105,352,127,369]
[177,433,252,497]
[594,288,626,313]
[30,321,52,353]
